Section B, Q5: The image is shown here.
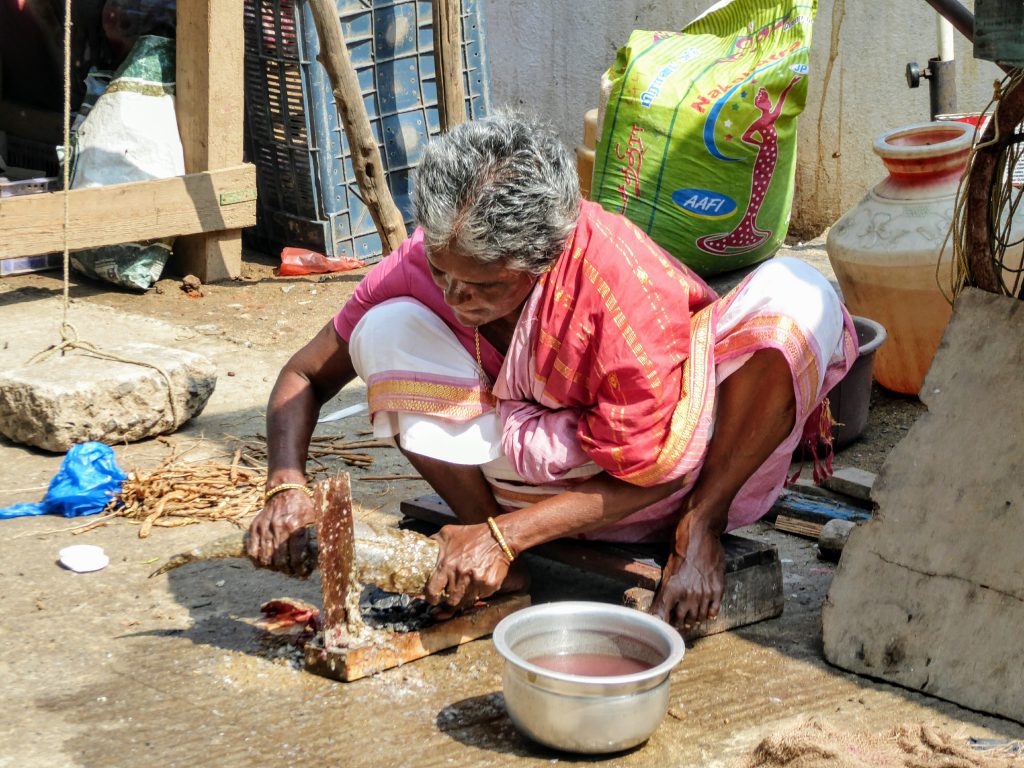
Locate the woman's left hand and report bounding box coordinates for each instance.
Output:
[425,522,511,611]
[651,514,725,630]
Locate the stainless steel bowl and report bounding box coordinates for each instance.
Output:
[492,601,685,754]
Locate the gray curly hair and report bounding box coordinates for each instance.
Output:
[412,113,581,274]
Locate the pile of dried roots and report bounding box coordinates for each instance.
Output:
[107,448,266,537]
[98,434,396,537]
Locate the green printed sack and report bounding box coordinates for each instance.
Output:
[593,0,816,276]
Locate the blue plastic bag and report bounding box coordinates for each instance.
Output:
[0,442,127,519]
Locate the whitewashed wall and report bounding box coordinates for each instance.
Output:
[482,0,1004,238]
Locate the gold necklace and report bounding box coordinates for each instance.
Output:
[474,327,490,388]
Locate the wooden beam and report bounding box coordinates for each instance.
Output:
[774,514,824,540]
[174,0,247,282]
[0,165,257,260]
[308,0,408,255]
[764,489,873,526]
[432,0,466,130]
[401,494,778,584]
[316,475,354,632]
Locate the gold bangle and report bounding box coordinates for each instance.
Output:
[264,483,314,504]
[486,516,515,563]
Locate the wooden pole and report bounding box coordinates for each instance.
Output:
[307,0,408,254]
[432,0,466,130]
[174,0,247,282]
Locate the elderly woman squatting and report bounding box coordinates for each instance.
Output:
[246,114,857,629]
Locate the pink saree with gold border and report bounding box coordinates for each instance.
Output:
[338,201,857,542]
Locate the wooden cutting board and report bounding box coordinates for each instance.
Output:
[304,592,530,683]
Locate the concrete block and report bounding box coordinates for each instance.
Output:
[823,290,1024,723]
[821,467,876,503]
[0,342,217,452]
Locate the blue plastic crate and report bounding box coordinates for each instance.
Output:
[243,0,491,263]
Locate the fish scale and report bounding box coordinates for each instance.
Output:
[150,489,439,599]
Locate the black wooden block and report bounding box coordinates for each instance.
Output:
[400,494,784,639]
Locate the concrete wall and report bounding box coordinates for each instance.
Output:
[483,0,1004,239]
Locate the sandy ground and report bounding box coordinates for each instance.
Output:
[0,242,1018,767]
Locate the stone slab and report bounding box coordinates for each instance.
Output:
[823,289,1024,723]
[821,467,876,504]
[0,341,217,452]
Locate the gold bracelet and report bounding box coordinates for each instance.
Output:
[264,483,314,504]
[486,516,516,563]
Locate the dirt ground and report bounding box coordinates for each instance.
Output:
[0,241,1019,767]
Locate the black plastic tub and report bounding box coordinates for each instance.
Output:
[827,315,888,448]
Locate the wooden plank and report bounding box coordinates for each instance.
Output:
[402,494,660,589]
[174,0,247,282]
[400,495,777,588]
[304,593,530,682]
[774,514,823,540]
[432,0,466,130]
[765,489,873,526]
[622,558,784,640]
[0,165,257,260]
[402,495,785,638]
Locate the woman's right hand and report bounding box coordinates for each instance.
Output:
[246,489,316,576]
[425,522,512,611]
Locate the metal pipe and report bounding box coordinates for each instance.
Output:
[921,0,974,44]
[937,14,955,61]
[930,13,957,117]
[929,58,958,118]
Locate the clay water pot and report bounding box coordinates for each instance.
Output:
[826,122,969,395]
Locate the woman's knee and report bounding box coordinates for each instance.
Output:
[349,298,436,350]
[728,348,796,429]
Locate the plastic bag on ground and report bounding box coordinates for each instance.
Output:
[275,247,365,276]
[0,442,126,519]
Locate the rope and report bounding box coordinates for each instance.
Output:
[61,0,72,336]
[21,0,179,428]
[27,334,181,425]
[942,68,1024,303]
